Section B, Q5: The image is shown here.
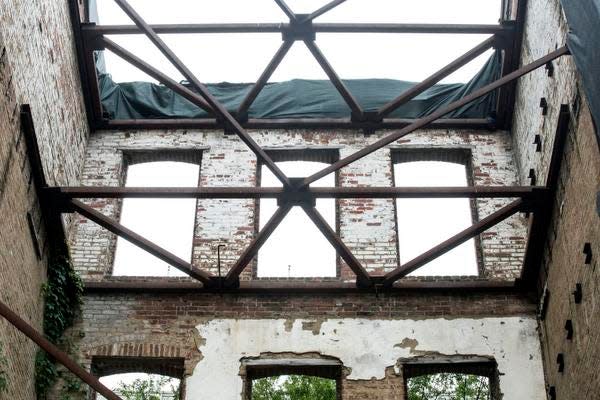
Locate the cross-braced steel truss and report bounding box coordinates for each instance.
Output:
[56,0,570,289]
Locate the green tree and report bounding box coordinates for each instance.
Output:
[252,375,336,400]
[115,375,180,400]
[407,373,489,400]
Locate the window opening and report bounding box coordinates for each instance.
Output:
[97,373,181,400]
[394,160,478,276]
[257,161,336,277]
[252,375,337,400]
[406,372,491,400]
[112,161,199,276]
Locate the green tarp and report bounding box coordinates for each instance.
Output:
[99,50,501,121]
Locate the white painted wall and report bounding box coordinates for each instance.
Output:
[187,316,545,399]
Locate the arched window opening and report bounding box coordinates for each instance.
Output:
[97,373,181,400]
[258,160,336,277]
[112,161,200,276]
[251,375,337,400]
[394,160,478,276]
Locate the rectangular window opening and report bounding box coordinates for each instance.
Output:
[257,156,337,278]
[112,160,200,277]
[244,358,341,400]
[393,150,479,277]
[403,360,499,400]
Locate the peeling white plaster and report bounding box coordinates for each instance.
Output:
[186,317,545,399]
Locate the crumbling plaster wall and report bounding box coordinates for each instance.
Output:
[74,290,540,400]
[71,128,526,282]
[189,316,544,399]
[0,0,89,399]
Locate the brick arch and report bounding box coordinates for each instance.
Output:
[85,339,203,376]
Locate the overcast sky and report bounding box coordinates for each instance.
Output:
[96,0,501,84]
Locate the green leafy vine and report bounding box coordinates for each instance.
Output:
[34,252,83,399]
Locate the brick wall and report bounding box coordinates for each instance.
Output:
[72,289,541,399]
[511,0,600,398]
[0,1,89,399]
[70,128,527,282]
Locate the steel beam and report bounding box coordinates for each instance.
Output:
[383,199,525,285]
[301,205,372,287]
[520,105,570,288]
[301,46,570,187]
[84,279,521,294]
[224,204,293,287]
[102,117,494,130]
[300,0,347,23]
[377,36,497,119]
[69,200,214,285]
[0,300,123,400]
[48,185,547,200]
[274,0,297,21]
[113,0,291,188]
[102,38,214,114]
[83,23,513,36]
[237,40,294,116]
[304,40,364,118]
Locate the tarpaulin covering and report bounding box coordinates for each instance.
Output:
[560,0,600,145]
[99,50,501,121]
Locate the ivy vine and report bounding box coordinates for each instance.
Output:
[0,341,8,393]
[34,252,83,399]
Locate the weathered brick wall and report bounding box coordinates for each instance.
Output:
[72,289,542,399]
[0,1,89,399]
[511,0,600,398]
[71,128,526,282]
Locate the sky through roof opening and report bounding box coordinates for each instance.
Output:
[96,0,501,84]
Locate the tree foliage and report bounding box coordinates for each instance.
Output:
[252,375,336,400]
[114,375,180,400]
[407,373,490,400]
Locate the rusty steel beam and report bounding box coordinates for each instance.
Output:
[377,35,497,119]
[274,0,297,21]
[102,117,494,130]
[84,279,521,294]
[113,0,291,188]
[301,45,570,187]
[301,205,372,287]
[520,105,570,288]
[383,199,525,285]
[237,40,294,116]
[224,204,293,287]
[69,200,214,285]
[83,23,512,36]
[48,185,547,200]
[0,299,123,400]
[304,40,364,119]
[300,0,347,23]
[102,38,214,114]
